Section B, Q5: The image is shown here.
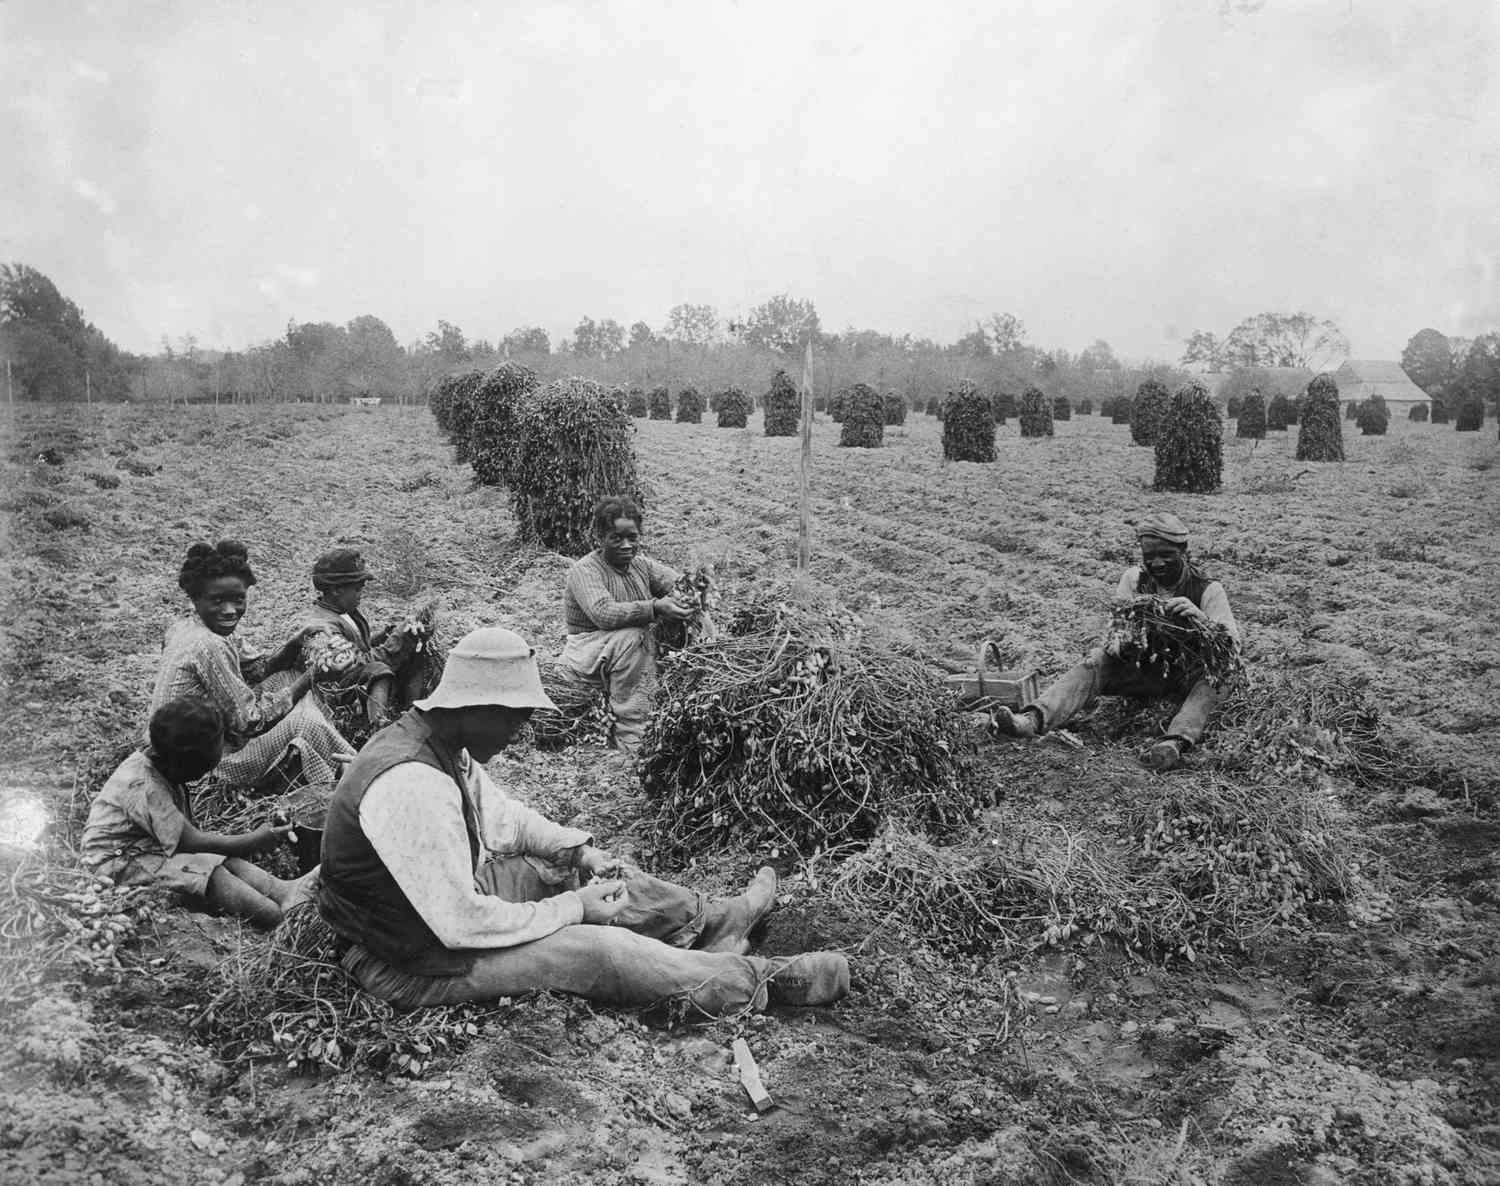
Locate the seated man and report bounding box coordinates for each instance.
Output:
[559,496,693,751]
[318,626,849,1017]
[81,697,316,929]
[991,512,1239,771]
[293,548,434,730]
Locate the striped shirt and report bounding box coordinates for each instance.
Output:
[149,618,293,747]
[562,551,679,634]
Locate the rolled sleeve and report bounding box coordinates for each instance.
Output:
[1200,582,1240,643]
[360,765,585,950]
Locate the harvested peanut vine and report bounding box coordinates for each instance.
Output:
[1103,595,1243,690]
[528,656,611,750]
[651,567,718,657]
[829,818,1169,957]
[195,903,503,1077]
[1211,668,1441,791]
[0,854,162,1012]
[639,590,978,862]
[830,767,1356,962]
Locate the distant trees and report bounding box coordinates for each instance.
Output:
[1459,333,1500,414]
[731,294,821,354]
[1400,328,1455,397]
[0,263,132,401]
[985,312,1028,357]
[665,304,720,348]
[1398,328,1499,429]
[1181,312,1347,371]
[1179,330,1226,371]
[8,265,1302,421]
[502,326,551,357]
[572,316,625,359]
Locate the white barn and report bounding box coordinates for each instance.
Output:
[1330,360,1431,418]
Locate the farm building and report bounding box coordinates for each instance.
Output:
[1330,360,1431,417]
[1203,366,1313,410]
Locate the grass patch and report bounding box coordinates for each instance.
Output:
[40,506,91,532]
[379,525,433,597]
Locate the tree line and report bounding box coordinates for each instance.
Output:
[3,261,1494,416]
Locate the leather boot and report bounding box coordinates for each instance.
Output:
[695,867,778,954]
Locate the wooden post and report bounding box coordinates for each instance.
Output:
[796,339,814,580]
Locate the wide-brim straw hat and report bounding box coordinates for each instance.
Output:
[413,627,558,712]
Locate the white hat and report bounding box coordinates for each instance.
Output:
[414,627,558,712]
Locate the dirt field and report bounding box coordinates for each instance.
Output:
[2,401,1497,1185]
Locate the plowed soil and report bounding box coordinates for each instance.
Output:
[2,402,1497,1185]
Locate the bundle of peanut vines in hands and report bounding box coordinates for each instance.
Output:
[1103,594,1243,690]
[639,589,979,863]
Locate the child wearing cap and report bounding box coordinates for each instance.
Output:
[291,547,438,734]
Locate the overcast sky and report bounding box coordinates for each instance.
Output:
[2,0,1495,363]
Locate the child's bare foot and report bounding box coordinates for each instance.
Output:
[275,868,320,914]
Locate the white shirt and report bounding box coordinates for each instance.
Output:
[358,754,593,950]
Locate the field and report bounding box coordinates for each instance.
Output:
[2,401,1498,1185]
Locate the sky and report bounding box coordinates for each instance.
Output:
[2,0,1496,364]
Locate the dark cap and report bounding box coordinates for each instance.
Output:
[312,548,374,588]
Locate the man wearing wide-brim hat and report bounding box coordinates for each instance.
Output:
[291,547,436,729]
[991,512,1240,771]
[318,626,850,1015]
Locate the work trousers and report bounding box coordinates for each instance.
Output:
[559,627,656,750]
[218,691,355,790]
[1028,647,1219,745]
[340,857,775,1017]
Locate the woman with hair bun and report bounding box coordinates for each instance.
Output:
[149,540,355,790]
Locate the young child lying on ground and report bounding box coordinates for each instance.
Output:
[80,697,317,929]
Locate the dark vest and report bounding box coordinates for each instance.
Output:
[317,712,480,974]
[1135,561,1213,607]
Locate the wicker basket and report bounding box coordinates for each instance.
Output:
[943,640,1038,709]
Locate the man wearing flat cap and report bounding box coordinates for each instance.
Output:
[318,626,850,1016]
[991,512,1239,770]
[292,548,436,730]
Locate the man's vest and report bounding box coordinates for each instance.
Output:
[317,712,480,975]
[1135,561,1213,607]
